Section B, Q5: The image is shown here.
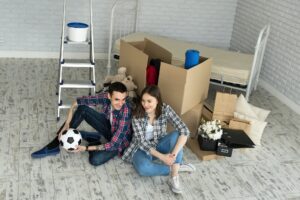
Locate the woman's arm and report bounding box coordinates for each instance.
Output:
[150,148,176,166]
[171,134,187,156]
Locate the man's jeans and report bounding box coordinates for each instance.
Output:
[70,105,118,166]
[132,131,183,176]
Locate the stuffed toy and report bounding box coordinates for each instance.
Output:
[104,67,127,84]
[96,67,127,92]
[121,75,137,98]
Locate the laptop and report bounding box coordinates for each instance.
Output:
[221,128,255,148]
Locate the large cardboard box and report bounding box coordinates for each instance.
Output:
[120,39,212,115]
[167,103,203,138]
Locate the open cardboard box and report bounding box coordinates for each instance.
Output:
[120,39,212,115]
[167,103,204,138]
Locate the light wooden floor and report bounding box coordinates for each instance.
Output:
[0,58,299,200]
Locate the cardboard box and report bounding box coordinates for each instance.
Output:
[186,138,222,161]
[181,103,203,138]
[229,118,251,134]
[202,103,213,121]
[167,103,203,138]
[213,92,237,122]
[120,39,212,115]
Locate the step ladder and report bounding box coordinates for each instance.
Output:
[56,0,95,121]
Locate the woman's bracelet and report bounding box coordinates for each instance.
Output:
[85,146,89,151]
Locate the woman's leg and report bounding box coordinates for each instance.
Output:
[132,149,170,176]
[156,131,183,177]
[156,131,183,164]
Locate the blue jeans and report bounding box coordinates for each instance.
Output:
[70,105,118,166]
[132,131,183,176]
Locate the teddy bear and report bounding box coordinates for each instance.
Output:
[96,67,127,92]
[121,75,138,98]
[104,66,127,84]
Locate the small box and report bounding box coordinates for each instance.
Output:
[216,141,233,157]
[186,138,223,161]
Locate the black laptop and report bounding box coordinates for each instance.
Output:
[221,128,255,148]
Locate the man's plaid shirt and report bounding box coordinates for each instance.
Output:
[122,103,190,162]
[77,92,132,156]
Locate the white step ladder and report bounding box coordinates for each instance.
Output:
[56,0,95,121]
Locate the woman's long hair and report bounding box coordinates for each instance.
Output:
[134,85,163,119]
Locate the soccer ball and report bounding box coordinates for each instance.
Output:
[60,128,82,151]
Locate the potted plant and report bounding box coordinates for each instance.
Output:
[198,119,223,151]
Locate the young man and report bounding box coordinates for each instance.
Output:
[32,82,132,166]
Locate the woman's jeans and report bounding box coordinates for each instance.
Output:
[132,131,183,176]
[70,105,118,166]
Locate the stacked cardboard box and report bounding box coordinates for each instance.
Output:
[120,39,213,160]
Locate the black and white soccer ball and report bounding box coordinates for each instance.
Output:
[60,128,82,151]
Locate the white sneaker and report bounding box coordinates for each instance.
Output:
[168,175,183,194]
[178,163,196,173]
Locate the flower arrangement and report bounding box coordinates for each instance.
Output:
[198,119,223,141]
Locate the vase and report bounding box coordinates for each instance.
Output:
[198,135,218,151]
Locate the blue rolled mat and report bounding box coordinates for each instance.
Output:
[184,49,200,69]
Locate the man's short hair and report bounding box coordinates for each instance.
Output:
[108,82,127,95]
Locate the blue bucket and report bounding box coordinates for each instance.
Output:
[184,49,200,69]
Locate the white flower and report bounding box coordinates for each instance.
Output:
[198,120,223,140]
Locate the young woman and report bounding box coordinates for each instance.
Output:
[122,85,194,194]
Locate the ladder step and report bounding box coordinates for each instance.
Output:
[61,62,94,68]
[60,80,95,88]
[64,37,90,45]
[58,100,72,109]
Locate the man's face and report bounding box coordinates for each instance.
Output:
[108,91,127,110]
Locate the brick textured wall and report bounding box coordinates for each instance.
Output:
[137,0,237,48]
[0,0,237,53]
[230,0,300,106]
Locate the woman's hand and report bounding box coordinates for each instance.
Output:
[160,153,176,166]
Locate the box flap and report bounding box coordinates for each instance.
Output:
[158,62,186,114]
[120,40,148,94]
[144,38,172,64]
[213,92,237,122]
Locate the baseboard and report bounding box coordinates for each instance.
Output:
[0,51,107,59]
[259,80,300,115]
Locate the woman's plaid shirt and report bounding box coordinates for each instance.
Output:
[122,103,190,162]
[77,92,132,156]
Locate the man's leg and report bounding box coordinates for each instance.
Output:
[70,105,112,141]
[31,122,66,158]
[88,150,118,166]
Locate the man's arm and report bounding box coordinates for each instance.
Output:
[58,101,77,139]
[103,107,132,151]
[76,93,107,106]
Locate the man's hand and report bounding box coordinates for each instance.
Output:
[71,145,86,153]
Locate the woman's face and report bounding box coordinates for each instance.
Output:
[141,93,158,115]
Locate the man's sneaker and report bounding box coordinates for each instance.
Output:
[178,163,196,173]
[168,175,183,194]
[31,146,60,158]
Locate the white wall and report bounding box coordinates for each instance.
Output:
[0,0,237,56]
[230,0,300,110]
